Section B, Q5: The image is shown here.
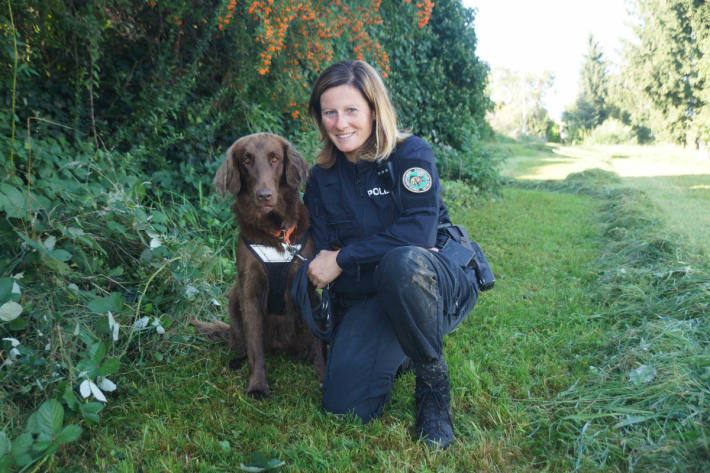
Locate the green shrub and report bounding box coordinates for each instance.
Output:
[584,118,637,145]
[0,131,235,470]
[434,129,503,192]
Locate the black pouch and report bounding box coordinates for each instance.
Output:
[437,224,495,291]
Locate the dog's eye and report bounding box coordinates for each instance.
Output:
[242,154,252,164]
[270,154,280,163]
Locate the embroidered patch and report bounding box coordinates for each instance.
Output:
[402,167,432,193]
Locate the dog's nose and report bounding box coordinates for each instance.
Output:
[256,188,273,201]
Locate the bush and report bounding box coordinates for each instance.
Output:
[433,129,503,192]
[0,131,234,470]
[584,118,637,145]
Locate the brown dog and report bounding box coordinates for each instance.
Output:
[193,133,325,399]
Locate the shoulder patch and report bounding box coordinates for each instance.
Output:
[402,167,432,193]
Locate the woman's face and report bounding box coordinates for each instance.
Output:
[319,84,374,162]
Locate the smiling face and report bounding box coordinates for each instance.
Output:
[319,84,374,163]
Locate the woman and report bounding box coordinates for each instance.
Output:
[304,60,478,448]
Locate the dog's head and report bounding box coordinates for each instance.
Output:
[214,133,308,213]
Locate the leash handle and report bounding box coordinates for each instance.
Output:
[291,261,335,343]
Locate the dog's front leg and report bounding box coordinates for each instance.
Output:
[239,275,270,399]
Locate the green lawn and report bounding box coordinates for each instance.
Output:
[43,142,709,472]
[45,185,604,472]
[501,142,710,256]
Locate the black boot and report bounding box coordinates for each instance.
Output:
[414,358,454,448]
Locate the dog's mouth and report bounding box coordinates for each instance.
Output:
[256,203,275,213]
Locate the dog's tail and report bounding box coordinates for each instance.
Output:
[191,319,231,344]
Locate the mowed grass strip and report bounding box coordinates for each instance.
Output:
[49,186,604,472]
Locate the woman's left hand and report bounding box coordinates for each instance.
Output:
[307,249,343,288]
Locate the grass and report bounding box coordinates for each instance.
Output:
[44,185,605,472]
[500,142,710,257]
[7,139,709,472]
[500,143,710,472]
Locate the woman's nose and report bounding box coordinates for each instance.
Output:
[334,113,347,129]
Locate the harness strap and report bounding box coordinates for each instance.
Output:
[241,229,307,315]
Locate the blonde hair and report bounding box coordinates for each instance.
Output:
[308,60,408,167]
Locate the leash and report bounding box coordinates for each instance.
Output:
[291,261,335,343]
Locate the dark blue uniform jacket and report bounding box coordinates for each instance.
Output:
[304,135,451,295]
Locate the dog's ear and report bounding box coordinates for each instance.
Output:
[283,140,309,188]
[214,141,241,196]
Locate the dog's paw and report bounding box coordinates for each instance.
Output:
[229,356,247,371]
[246,387,270,400]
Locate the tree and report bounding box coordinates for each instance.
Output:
[562,35,609,140]
[487,67,556,140]
[376,0,491,149]
[626,0,708,145]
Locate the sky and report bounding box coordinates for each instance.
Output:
[463,0,636,120]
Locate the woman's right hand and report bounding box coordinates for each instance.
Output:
[307,249,343,289]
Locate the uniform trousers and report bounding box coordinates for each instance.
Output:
[321,245,478,423]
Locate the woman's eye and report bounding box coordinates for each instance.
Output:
[347,108,358,113]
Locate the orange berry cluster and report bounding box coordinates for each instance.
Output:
[217,0,237,31]
[415,0,434,29]
[404,0,434,28]
[246,0,389,77]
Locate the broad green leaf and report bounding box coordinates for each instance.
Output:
[48,248,72,262]
[76,358,100,378]
[63,384,80,410]
[88,292,124,314]
[32,438,52,453]
[10,432,33,462]
[98,358,120,376]
[43,257,71,275]
[43,235,57,251]
[57,425,82,444]
[80,402,104,423]
[0,431,8,457]
[9,317,26,330]
[0,301,22,322]
[239,452,285,472]
[0,184,26,219]
[0,278,13,304]
[36,400,64,437]
[89,341,107,363]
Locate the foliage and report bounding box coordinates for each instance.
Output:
[623,0,709,145]
[377,0,493,149]
[562,35,609,142]
[0,128,235,470]
[583,118,637,145]
[487,67,557,141]
[434,130,502,192]
[1,0,497,190]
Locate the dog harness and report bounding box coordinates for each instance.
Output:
[242,226,305,315]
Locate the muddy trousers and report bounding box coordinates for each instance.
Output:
[321,246,478,423]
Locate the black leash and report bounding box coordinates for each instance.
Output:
[291,260,335,343]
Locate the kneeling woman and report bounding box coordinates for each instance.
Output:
[304,60,479,448]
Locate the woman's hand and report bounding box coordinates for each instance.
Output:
[307,249,343,289]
